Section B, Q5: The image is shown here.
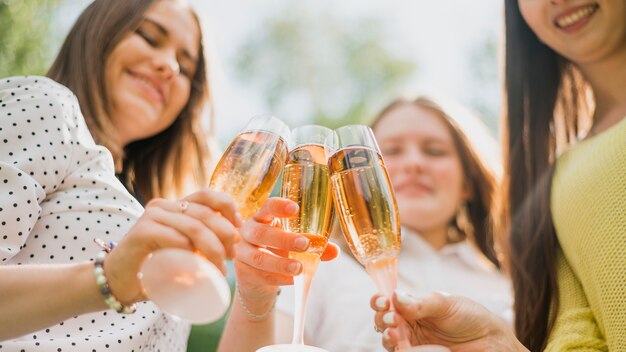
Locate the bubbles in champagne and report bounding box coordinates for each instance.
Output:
[328,147,401,265]
[210,131,288,219]
[281,144,333,253]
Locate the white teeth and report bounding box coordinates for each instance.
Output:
[557,5,597,28]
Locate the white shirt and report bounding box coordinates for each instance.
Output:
[0,76,189,351]
[276,227,512,352]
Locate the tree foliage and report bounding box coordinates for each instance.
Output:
[234,3,417,128]
[0,0,61,77]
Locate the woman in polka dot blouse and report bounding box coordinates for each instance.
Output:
[0,77,241,350]
[0,0,248,350]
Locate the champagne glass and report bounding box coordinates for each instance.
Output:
[325,124,410,349]
[258,125,334,352]
[140,115,290,324]
[209,115,290,219]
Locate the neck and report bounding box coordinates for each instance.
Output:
[579,50,626,134]
[417,226,449,251]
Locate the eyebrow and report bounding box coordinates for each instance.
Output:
[142,17,198,64]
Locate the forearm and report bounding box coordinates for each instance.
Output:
[218,290,276,352]
[0,262,106,340]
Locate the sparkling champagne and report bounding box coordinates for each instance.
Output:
[281,144,333,254]
[210,130,288,220]
[328,147,401,265]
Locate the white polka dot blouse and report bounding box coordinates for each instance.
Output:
[0,76,190,351]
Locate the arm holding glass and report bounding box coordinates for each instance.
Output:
[0,188,241,340]
[218,123,339,352]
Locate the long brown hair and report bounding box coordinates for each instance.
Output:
[47,0,214,200]
[503,0,590,349]
[372,96,501,268]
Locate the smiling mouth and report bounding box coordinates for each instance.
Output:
[127,71,163,102]
[397,184,433,195]
[555,4,599,29]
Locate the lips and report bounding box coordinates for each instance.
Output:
[395,181,434,196]
[127,70,165,102]
[554,3,599,30]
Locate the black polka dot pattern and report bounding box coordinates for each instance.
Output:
[0,77,189,350]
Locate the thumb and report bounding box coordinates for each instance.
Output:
[393,290,452,321]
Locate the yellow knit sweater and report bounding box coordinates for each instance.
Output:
[547,116,626,351]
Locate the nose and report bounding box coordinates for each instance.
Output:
[403,146,426,173]
[154,48,180,80]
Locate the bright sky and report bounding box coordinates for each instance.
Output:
[190,0,504,143]
[58,0,504,146]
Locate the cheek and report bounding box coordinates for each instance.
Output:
[169,79,192,114]
[433,162,465,199]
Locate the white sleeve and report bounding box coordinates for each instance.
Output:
[0,76,92,262]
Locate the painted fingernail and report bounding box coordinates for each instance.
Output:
[383,311,395,325]
[286,202,299,214]
[288,261,302,275]
[395,290,412,305]
[294,237,309,251]
[375,296,388,309]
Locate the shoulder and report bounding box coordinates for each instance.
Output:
[1,76,76,103]
[1,76,97,147]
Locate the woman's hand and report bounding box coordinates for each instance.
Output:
[371,291,527,352]
[104,189,243,305]
[233,197,339,310]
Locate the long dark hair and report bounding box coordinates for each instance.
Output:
[48,0,214,200]
[503,0,589,349]
[372,96,501,268]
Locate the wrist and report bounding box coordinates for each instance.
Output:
[235,284,281,322]
[95,251,137,314]
[488,316,528,352]
[75,261,110,313]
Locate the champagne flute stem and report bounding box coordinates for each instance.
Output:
[365,257,411,350]
[291,253,321,345]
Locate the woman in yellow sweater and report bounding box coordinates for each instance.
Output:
[371,0,625,351]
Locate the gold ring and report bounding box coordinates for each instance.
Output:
[179,200,190,213]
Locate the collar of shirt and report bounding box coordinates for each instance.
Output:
[400,226,495,272]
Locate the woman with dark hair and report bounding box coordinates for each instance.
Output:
[218,95,511,351]
[372,0,625,351]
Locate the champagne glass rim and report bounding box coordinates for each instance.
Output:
[240,114,291,141]
[291,124,333,149]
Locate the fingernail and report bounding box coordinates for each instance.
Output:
[382,328,390,340]
[286,202,299,214]
[395,290,412,305]
[383,311,395,325]
[375,296,388,309]
[288,261,302,275]
[294,237,309,251]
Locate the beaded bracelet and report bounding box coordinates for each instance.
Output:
[93,239,136,314]
[235,284,281,321]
